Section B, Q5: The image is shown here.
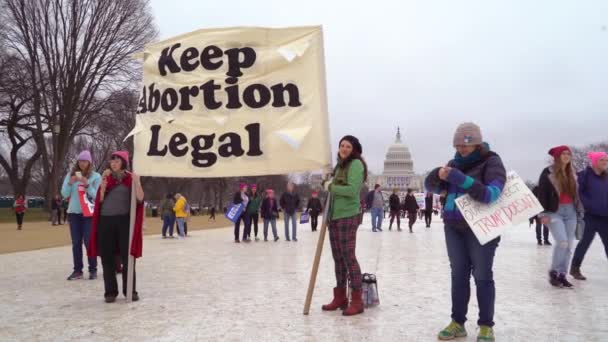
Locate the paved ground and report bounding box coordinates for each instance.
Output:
[1,214,607,341]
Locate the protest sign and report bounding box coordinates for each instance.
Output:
[131,26,331,177]
[455,171,544,245]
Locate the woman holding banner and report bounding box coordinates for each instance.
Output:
[537,145,584,288]
[233,183,250,243]
[61,150,102,281]
[425,123,506,342]
[89,151,144,303]
[321,135,367,316]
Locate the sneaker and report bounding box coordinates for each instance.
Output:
[67,272,83,281]
[274,236,280,242]
[558,274,574,289]
[89,272,97,280]
[438,321,467,340]
[477,326,495,342]
[549,270,562,288]
[105,295,116,303]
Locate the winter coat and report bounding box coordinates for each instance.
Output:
[174,197,188,218]
[280,192,300,215]
[160,198,175,217]
[425,195,434,211]
[403,194,419,214]
[578,166,608,217]
[60,171,102,214]
[328,159,364,220]
[537,166,584,217]
[261,198,280,220]
[307,197,323,216]
[389,194,401,211]
[425,151,506,232]
[246,193,262,214]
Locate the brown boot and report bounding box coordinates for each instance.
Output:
[343,289,364,316]
[321,287,348,311]
[570,266,587,280]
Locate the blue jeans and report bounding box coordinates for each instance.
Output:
[264,218,278,239]
[445,225,500,327]
[547,204,577,274]
[284,213,297,240]
[572,215,608,267]
[161,214,175,237]
[68,214,97,273]
[371,207,383,229]
[176,217,186,237]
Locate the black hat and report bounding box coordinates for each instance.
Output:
[339,135,363,155]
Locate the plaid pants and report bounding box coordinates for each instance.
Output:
[329,215,362,290]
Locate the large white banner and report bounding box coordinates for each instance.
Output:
[130,26,331,177]
[455,171,544,245]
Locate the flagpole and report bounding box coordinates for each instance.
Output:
[126,168,137,302]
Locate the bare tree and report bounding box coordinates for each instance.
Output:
[1,0,157,206]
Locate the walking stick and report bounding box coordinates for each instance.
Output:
[126,174,137,303]
[303,193,332,315]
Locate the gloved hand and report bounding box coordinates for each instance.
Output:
[322,177,333,192]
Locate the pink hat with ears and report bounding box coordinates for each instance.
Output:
[588,152,608,168]
[250,184,257,189]
[239,183,247,190]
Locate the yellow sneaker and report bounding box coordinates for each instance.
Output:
[438,321,467,340]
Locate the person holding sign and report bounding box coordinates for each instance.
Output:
[570,152,608,281]
[537,145,584,289]
[61,150,101,281]
[321,135,367,316]
[425,123,506,342]
[89,151,145,303]
[232,183,250,243]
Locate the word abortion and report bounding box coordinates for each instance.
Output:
[137,44,302,114]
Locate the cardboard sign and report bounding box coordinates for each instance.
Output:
[455,171,543,245]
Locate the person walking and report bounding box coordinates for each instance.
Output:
[388,188,401,231]
[13,195,27,230]
[530,186,551,246]
[51,195,62,226]
[403,189,419,233]
[233,183,250,243]
[321,135,367,316]
[160,193,175,238]
[425,123,506,342]
[280,182,300,242]
[209,206,216,221]
[365,184,384,232]
[424,192,434,228]
[88,150,144,303]
[570,151,608,281]
[261,189,280,241]
[61,150,102,281]
[306,191,323,232]
[246,184,262,241]
[537,145,584,289]
[173,193,188,239]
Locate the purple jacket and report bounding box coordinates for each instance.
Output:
[578,167,608,217]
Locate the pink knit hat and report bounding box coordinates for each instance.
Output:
[250,184,257,189]
[239,183,247,190]
[588,152,608,168]
[111,151,129,167]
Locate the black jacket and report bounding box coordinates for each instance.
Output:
[233,191,249,211]
[389,194,400,211]
[403,194,419,213]
[537,166,584,217]
[425,195,433,211]
[280,192,300,215]
[306,197,323,215]
[260,198,279,220]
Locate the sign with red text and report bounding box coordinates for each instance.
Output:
[130,26,331,177]
[455,171,543,245]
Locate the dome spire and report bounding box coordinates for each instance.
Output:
[395,126,402,143]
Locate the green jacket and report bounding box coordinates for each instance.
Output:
[329,159,364,220]
[247,194,262,214]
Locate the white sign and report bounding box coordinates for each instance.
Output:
[455,171,543,245]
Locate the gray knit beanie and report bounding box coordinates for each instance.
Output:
[453,122,483,147]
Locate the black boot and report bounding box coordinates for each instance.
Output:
[537,240,542,246]
[558,273,574,289]
[549,270,562,288]
[544,240,552,246]
[570,266,587,281]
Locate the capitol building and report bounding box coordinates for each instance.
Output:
[367,128,423,192]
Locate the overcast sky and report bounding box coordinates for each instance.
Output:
[150,0,608,182]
